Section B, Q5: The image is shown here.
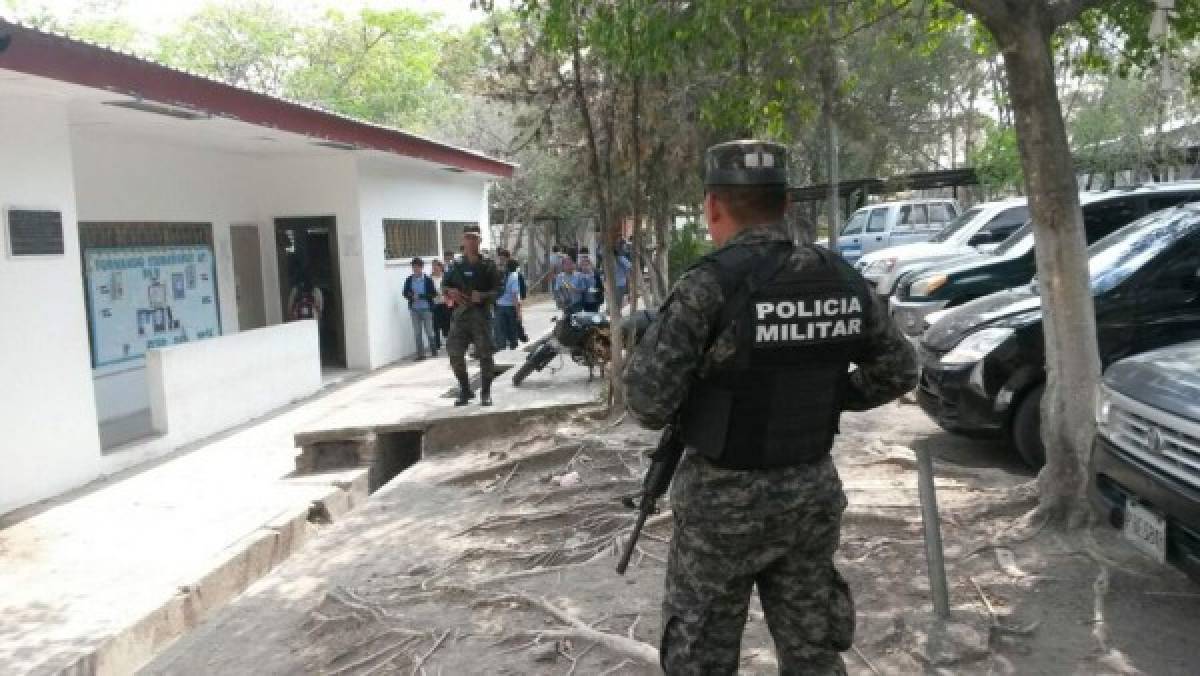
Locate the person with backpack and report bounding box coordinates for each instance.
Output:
[288,275,324,322]
[402,257,438,360]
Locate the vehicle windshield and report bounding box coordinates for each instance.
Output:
[992,223,1033,256]
[928,207,982,243]
[1088,208,1197,293]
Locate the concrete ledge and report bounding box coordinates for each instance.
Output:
[47,468,368,676]
[293,401,590,450]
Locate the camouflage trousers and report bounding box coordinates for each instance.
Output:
[447,307,495,384]
[661,457,854,675]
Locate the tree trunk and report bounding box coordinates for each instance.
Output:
[630,74,643,314]
[991,13,1101,524]
[570,35,624,413]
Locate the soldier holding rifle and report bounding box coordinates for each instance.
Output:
[622,140,916,674]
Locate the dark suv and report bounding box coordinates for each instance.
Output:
[1092,340,1200,581]
[917,204,1200,467]
[891,183,1200,338]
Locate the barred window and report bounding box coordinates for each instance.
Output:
[383,219,437,260]
[79,221,213,249]
[440,220,479,252]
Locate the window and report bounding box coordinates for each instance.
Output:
[866,209,889,233]
[981,206,1030,241]
[1147,193,1200,213]
[441,221,479,251]
[1083,198,1139,244]
[928,203,952,224]
[841,211,868,236]
[383,219,437,259]
[993,205,1030,228]
[898,205,927,230]
[79,221,213,249]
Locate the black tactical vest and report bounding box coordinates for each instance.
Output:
[680,242,874,469]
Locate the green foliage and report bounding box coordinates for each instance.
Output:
[668,220,711,285]
[152,3,461,134]
[156,1,299,93]
[7,0,138,50]
[969,126,1023,192]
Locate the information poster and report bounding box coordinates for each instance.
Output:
[84,246,221,367]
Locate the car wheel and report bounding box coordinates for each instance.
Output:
[1012,384,1046,470]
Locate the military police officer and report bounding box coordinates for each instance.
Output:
[623,140,917,674]
[442,225,504,406]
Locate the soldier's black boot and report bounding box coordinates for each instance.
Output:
[479,356,494,406]
[480,378,493,407]
[452,368,472,406]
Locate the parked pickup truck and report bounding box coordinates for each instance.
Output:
[836,198,960,264]
[856,197,1028,300]
[1092,340,1200,582]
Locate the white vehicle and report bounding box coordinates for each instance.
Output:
[855,197,1029,298]
[836,198,960,264]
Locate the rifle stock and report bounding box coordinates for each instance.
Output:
[616,421,684,575]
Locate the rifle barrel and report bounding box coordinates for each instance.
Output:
[615,507,651,575]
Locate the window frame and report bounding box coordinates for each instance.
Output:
[383,219,438,261]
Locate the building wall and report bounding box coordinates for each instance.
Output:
[356,157,492,367]
[71,133,261,421]
[253,153,370,369]
[0,98,102,514]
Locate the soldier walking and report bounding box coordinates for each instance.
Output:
[623,140,917,674]
[442,225,504,407]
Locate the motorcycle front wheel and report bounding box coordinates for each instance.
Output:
[512,345,558,386]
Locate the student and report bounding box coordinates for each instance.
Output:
[553,256,587,315]
[493,258,522,351]
[402,257,437,360]
[430,259,450,349]
[579,257,603,313]
[612,248,633,310]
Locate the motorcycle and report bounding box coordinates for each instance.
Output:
[512,311,612,385]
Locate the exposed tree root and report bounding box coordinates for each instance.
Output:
[409,629,451,676]
[949,479,1039,526]
[475,592,660,666]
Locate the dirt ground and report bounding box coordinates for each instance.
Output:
[147,397,1200,676]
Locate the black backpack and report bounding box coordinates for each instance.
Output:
[518,272,528,300]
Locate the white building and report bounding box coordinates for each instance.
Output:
[0,21,514,515]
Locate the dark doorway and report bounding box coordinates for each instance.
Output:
[275,216,346,367]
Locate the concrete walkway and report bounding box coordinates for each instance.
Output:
[0,299,599,676]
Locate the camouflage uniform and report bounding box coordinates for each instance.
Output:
[624,225,917,674]
[442,254,504,403]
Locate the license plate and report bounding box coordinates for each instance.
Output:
[1123,500,1167,564]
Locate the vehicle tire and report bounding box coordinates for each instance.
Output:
[512,360,538,387]
[1012,384,1046,470]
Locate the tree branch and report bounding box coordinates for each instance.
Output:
[1048,0,1104,28]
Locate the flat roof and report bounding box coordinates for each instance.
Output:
[0,20,516,178]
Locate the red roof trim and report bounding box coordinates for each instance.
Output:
[0,21,515,178]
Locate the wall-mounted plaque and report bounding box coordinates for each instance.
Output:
[7,209,64,256]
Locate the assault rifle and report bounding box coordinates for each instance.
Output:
[616,419,685,575]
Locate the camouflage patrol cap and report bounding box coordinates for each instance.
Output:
[704,140,788,187]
